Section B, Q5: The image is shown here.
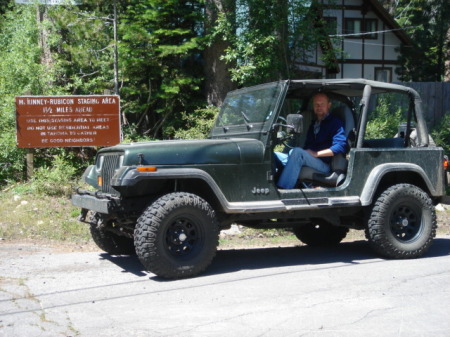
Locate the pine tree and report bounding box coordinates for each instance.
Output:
[381,0,450,81]
[119,0,206,139]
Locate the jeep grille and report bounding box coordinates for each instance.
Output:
[101,153,121,195]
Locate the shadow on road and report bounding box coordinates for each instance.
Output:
[207,240,373,276]
[100,238,450,279]
[100,253,147,277]
[426,237,450,257]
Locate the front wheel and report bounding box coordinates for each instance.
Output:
[366,184,437,258]
[134,192,219,279]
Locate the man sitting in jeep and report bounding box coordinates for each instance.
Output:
[275,92,347,189]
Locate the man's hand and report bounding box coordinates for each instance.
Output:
[306,149,334,158]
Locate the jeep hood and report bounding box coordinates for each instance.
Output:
[99,138,265,166]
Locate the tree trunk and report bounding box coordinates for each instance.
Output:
[36,5,53,83]
[204,0,236,107]
[445,27,450,81]
[275,0,289,80]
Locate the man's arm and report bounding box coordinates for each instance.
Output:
[305,148,334,158]
[329,125,347,155]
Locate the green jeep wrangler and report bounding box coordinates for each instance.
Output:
[72,79,448,279]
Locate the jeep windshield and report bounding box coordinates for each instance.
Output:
[211,81,286,136]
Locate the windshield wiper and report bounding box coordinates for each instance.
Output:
[240,111,253,131]
[217,115,229,133]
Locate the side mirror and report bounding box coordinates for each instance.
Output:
[286,114,303,134]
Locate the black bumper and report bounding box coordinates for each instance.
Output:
[71,190,116,214]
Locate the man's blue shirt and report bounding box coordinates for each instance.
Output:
[304,113,347,164]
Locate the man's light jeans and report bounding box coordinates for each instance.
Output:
[275,148,331,189]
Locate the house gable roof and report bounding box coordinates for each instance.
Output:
[364,0,412,46]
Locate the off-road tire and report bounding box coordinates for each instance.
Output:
[293,222,349,246]
[90,223,136,255]
[366,184,436,258]
[134,192,219,279]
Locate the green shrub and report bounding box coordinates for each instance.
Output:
[173,105,220,139]
[431,114,450,155]
[30,156,78,197]
[365,98,403,139]
[0,124,26,185]
[122,124,154,143]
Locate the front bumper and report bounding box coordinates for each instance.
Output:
[71,189,117,215]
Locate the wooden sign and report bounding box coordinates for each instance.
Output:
[16,95,121,148]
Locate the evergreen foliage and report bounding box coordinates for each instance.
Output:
[46,2,116,94]
[0,6,47,184]
[119,0,206,139]
[380,0,450,81]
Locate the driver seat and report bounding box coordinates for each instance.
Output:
[297,105,354,187]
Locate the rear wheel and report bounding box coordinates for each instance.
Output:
[134,192,219,279]
[293,222,348,246]
[366,184,436,258]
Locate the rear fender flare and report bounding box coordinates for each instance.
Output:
[360,163,436,206]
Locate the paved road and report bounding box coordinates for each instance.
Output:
[1,237,450,337]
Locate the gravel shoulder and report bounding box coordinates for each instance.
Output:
[2,204,450,254]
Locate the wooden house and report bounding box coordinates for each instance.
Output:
[296,0,412,82]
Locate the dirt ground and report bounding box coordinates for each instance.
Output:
[2,205,449,254]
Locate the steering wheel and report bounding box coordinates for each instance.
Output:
[275,116,293,149]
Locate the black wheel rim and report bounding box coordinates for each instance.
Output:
[165,216,202,258]
[390,203,422,242]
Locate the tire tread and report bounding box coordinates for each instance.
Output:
[367,184,437,259]
[134,192,219,279]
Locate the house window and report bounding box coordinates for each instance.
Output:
[344,18,378,39]
[364,19,378,39]
[375,67,392,82]
[345,19,362,36]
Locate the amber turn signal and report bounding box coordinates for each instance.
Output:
[136,166,158,172]
[97,176,103,186]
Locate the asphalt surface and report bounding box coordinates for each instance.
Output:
[1,237,450,337]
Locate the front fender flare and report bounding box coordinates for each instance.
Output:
[112,166,231,207]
